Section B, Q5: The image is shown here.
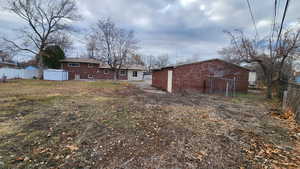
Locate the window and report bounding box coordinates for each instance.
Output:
[68,63,80,67]
[88,74,94,79]
[120,70,126,76]
[104,69,109,74]
[88,64,94,68]
[132,71,138,77]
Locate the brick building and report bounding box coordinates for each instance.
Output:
[0,61,17,68]
[152,59,249,93]
[60,58,145,80]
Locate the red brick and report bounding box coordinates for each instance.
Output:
[152,59,249,93]
[61,63,128,80]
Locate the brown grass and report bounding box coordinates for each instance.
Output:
[0,80,299,169]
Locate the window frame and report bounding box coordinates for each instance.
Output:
[103,69,109,74]
[132,71,138,77]
[119,70,126,76]
[68,63,80,67]
[88,63,94,68]
[88,74,94,79]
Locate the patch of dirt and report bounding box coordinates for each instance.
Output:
[0,80,299,169]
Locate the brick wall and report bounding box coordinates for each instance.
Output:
[61,63,128,80]
[173,60,249,93]
[152,59,249,93]
[152,68,170,91]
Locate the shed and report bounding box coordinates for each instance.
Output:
[43,69,68,81]
[152,59,249,94]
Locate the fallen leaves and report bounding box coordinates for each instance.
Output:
[66,145,79,151]
[242,136,300,169]
[1,80,300,169]
[195,150,208,161]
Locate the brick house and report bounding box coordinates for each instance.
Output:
[152,59,249,93]
[60,58,145,80]
[0,61,17,68]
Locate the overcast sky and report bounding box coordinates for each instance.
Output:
[0,0,299,62]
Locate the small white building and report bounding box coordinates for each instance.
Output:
[43,69,68,81]
[124,65,146,81]
[249,71,257,86]
[127,70,144,81]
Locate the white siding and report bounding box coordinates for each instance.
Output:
[167,70,173,93]
[43,69,68,81]
[127,70,144,81]
[249,72,257,86]
[0,68,38,79]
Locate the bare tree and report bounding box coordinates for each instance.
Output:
[2,0,79,78]
[91,18,138,80]
[0,40,15,62]
[85,34,98,59]
[142,54,171,71]
[48,32,73,55]
[0,50,12,62]
[220,28,300,98]
[154,54,170,68]
[143,55,155,72]
[218,47,241,64]
[127,53,144,65]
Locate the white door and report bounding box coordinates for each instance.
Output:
[75,74,80,80]
[167,70,173,93]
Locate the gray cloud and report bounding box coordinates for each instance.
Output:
[0,0,299,62]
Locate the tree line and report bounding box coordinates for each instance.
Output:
[219,28,300,99]
[0,0,173,80]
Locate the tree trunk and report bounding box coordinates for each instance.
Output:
[37,53,44,79]
[113,70,117,80]
[266,83,272,99]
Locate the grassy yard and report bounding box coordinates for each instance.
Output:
[0,80,299,169]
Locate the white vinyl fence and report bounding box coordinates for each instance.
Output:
[43,69,68,81]
[0,68,38,79]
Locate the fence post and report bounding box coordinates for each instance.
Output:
[233,77,236,97]
[226,82,229,97]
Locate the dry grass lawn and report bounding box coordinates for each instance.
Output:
[0,80,299,169]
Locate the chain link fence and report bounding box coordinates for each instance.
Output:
[207,76,237,97]
[282,82,300,124]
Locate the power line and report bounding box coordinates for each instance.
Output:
[276,0,290,47]
[271,0,278,39]
[245,0,259,38]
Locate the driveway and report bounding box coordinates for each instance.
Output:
[130,80,167,94]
